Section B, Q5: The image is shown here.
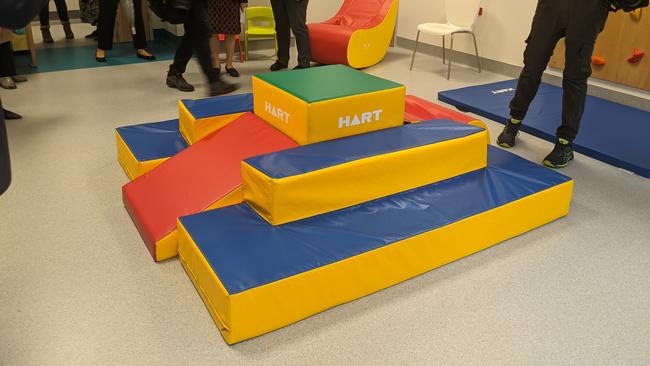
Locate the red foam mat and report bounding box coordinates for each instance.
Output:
[122,112,298,260]
[404,95,476,124]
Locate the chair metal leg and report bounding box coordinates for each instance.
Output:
[410,30,420,71]
[447,33,454,80]
[471,32,482,73]
[442,35,446,64]
[244,34,248,61]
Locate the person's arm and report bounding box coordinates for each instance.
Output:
[0,0,50,29]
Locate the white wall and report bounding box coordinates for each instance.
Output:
[397,0,538,66]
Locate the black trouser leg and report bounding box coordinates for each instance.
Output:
[53,0,70,22]
[131,0,147,49]
[509,0,564,122]
[97,0,118,50]
[169,0,220,83]
[557,0,608,142]
[271,0,290,65]
[0,42,16,77]
[39,1,51,26]
[0,98,10,195]
[286,0,310,66]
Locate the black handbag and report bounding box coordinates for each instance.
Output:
[149,0,190,24]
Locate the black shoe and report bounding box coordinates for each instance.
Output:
[41,28,54,43]
[166,73,195,92]
[96,56,106,62]
[62,21,75,39]
[209,80,240,96]
[497,120,521,148]
[543,140,574,169]
[85,29,98,39]
[270,61,288,71]
[3,108,22,120]
[137,51,156,60]
[225,67,240,77]
[293,64,310,70]
[214,67,221,75]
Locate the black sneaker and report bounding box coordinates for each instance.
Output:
[270,61,288,71]
[543,140,574,169]
[293,64,310,70]
[209,80,240,96]
[496,120,521,148]
[166,73,195,92]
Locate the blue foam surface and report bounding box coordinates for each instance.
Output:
[438,80,650,178]
[246,120,484,179]
[180,147,571,295]
[182,93,254,119]
[117,119,188,161]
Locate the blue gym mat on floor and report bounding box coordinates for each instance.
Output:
[438,80,650,178]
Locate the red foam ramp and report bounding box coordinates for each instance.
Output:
[404,95,476,124]
[123,112,298,262]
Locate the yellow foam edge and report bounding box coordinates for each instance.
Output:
[116,131,169,181]
[243,130,488,225]
[178,180,573,344]
[179,100,244,145]
[153,187,244,262]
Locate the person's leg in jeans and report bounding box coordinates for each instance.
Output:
[270,0,290,69]
[497,0,565,148]
[0,41,20,89]
[39,1,55,43]
[286,0,310,68]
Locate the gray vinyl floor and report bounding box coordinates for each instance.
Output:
[1,31,649,365]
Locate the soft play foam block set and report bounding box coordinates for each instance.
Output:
[253,64,405,144]
[116,66,574,344]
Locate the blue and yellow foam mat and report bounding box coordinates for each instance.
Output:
[177,146,573,344]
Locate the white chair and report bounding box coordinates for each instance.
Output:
[409,0,482,79]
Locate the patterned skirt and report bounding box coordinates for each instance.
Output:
[207,0,242,35]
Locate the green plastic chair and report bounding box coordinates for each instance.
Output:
[244,6,277,61]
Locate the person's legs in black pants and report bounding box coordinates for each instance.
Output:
[39,1,55,43]
[131,0,147,50]
[509,1,565,123]
[270,0,310,69]
[270,0,290,68]
[0,98,10,195]
[558,0,608,142]
[0,42,16,78]
[40,0,73,41]
[97,0,118,51]
[168,0,238,95]
[286,0,310,67]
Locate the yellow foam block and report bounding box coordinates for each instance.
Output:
[252,65,405,145]
[178,94,254,144]
[116,132,168,180]
[242,120,488,225]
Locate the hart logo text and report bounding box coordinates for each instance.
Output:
[338,109,383,128]
[265,101,290,124]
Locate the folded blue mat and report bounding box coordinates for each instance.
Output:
[180,146,571,295]
[438,80,650,178]
[116,119,188,161]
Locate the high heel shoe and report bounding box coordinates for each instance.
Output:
[137,51,156,61]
